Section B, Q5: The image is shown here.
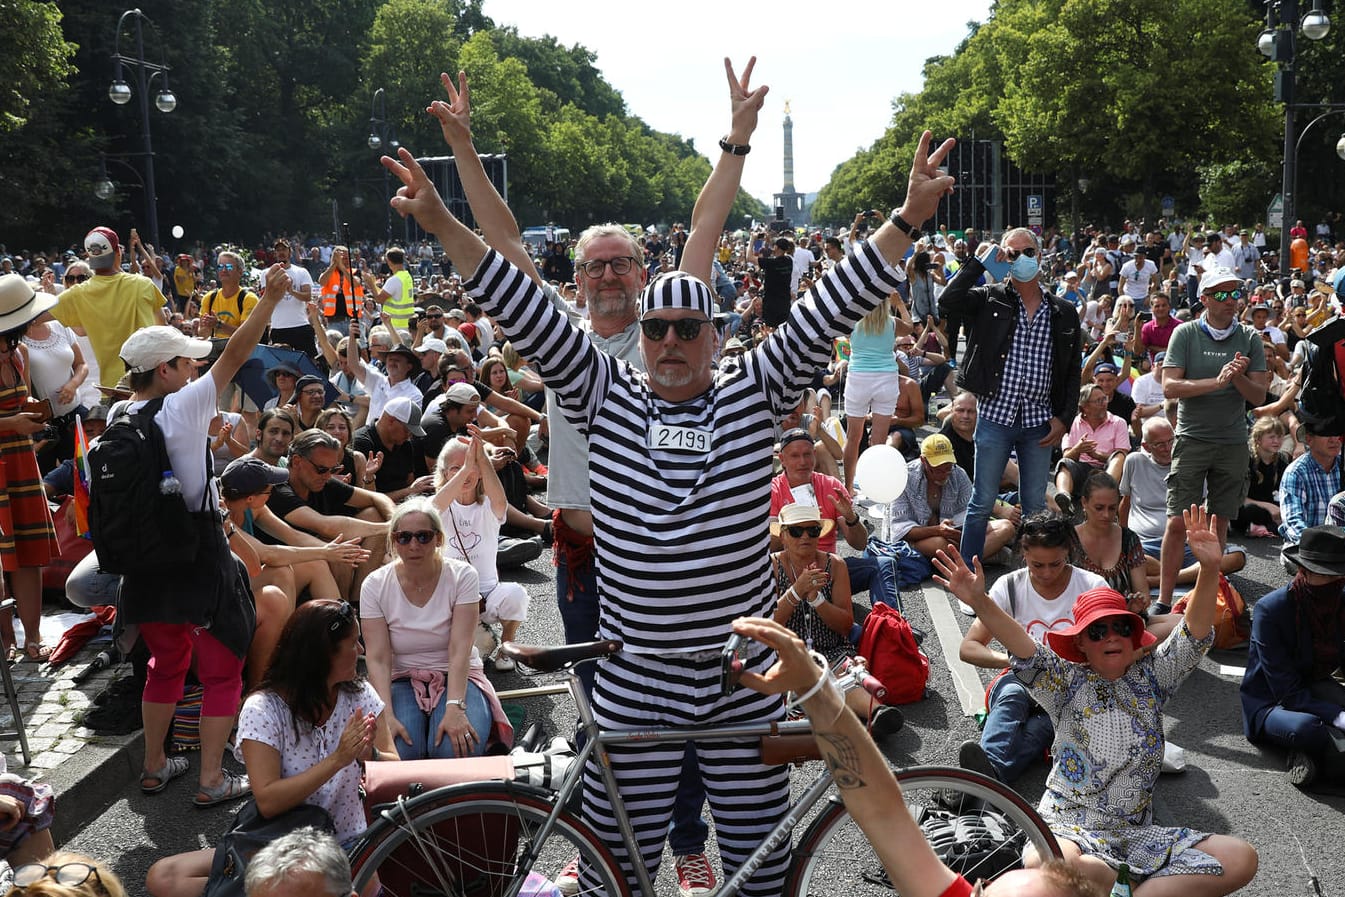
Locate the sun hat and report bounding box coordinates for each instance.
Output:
[1046,587,1158,662]
[769,502,835,539]
[0,274,58,333]
[264,362,302,389]
[1198,266,1240,295]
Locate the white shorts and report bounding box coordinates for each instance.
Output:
[480,581,529,623]
[844,370,900,417]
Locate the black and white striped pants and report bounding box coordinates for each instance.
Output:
[581,647,790,897]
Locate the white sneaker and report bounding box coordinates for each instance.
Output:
[475,622,499,659]
[958,600,976,616]
[493,654,516,672]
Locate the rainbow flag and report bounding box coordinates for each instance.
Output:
[72,415,91,539]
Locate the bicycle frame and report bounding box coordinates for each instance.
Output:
[499,668,840,897]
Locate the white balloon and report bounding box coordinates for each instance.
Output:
[853,444,909,503]
[171,225,185,239]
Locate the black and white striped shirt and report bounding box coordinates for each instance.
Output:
[466,244,902,652]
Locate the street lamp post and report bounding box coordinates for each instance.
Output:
[368,88,400,244]
[1258,0,1333,265]
[107,8,176,248]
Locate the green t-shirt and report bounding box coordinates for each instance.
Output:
[1163,319,1266,443]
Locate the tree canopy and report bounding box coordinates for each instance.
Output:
[0,0,764,250]
[812,0,1341,231]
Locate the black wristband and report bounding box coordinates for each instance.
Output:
[719,138,751,156]
[889,209,922,241]
[844,516,860,527]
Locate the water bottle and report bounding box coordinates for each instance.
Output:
[1109,863,1132,897]
[160,469,182,495]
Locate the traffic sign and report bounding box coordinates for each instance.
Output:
[1161,195,1175,217]
[1026,194,1043,225]
[1267,193,1283,229]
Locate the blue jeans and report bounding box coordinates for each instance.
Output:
[845,555,900,612]
[1257,678,1345,758]
[555,552,710,853]
[961,417,1052,561]
[980,675,1054,784]
[389,677,492,760]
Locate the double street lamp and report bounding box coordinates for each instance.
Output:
[105,8,176,248]
[1257,0,1344,264]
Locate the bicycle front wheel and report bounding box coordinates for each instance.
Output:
[349,780,632,897]
[786,766,1061,896]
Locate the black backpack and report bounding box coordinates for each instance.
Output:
[87,397,203,574]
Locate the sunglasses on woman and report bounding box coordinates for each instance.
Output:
[1085,618,1134,641]
[639,317,712,341]
[325,599,356,632]
[64,273,90,284]
[785,524,823,538]
[393,529,437,545]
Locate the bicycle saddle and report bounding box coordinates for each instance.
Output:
[500,639,623,673]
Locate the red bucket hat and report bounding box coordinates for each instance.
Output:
[1045,587,1157,663]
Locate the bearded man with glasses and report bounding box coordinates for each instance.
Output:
[1156,266,1266,611]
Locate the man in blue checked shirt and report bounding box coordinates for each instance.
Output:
[1280,422,1342,548]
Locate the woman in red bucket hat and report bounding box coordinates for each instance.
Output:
[933,505,1258,895]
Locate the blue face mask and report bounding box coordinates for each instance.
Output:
[1008,253,1040,283]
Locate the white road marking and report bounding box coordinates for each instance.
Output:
[923,580,987,717]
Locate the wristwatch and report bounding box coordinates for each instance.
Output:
[718,138,751,156]
[444,698,466,709]
[888,209,922,241]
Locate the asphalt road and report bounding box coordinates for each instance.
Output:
[65,532,1343,896]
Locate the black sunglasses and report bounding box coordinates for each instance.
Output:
[1085,618,1134,642]
[640,317,712,341]
[301,456,344,476]
[1206,289,1242,303]
[1005,247,1038,260]
[393,529,437,545]
[13,863,101,889]
[785,524,823,538]
[64,273,90,284]
[326,600,356,632]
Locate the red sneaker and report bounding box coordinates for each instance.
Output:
[674,853,719,897]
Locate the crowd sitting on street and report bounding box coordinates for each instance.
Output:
[10,57,1345,897]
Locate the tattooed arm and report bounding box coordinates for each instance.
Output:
[733,617,959,897]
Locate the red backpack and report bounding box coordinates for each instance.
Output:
[856,603,930,705]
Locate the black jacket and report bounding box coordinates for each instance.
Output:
[938,257,1082,423]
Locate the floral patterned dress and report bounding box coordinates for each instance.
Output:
[1011,621,1219,881]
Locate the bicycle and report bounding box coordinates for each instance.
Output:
[348,638,1061,896]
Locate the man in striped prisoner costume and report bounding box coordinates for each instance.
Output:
[385,86,956,897]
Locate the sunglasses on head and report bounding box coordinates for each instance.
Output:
[640,317,712,341]
[64,273,90,284]
[1085,618,1134,642]
[1206,288,1242,303]
[327,600,355,632]
[393,529,437,545]
[785,524,823,538]
[1005,247,1038,260]
[13,863,101,889]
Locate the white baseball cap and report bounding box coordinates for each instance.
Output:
[120,326,213,373]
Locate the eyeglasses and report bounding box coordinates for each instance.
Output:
[1206,289,1242,303]
[220,263,238,272]
[64,274,90,284]
[327,600,355,632]
[640,317,712,341]
[13,863,101,889]
[578,256,639,278]
[393,529,437,545]
[1085,618,1134,642]
[301,456,344,476]
[1005,247,1038,261]
[785,525,823,538]
[301,388,326,398]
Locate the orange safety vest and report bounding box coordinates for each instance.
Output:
[320,270,363,317]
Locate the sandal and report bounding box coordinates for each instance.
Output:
[21,642,51,663]
[140,755,191,794]
[193,770,251,808]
